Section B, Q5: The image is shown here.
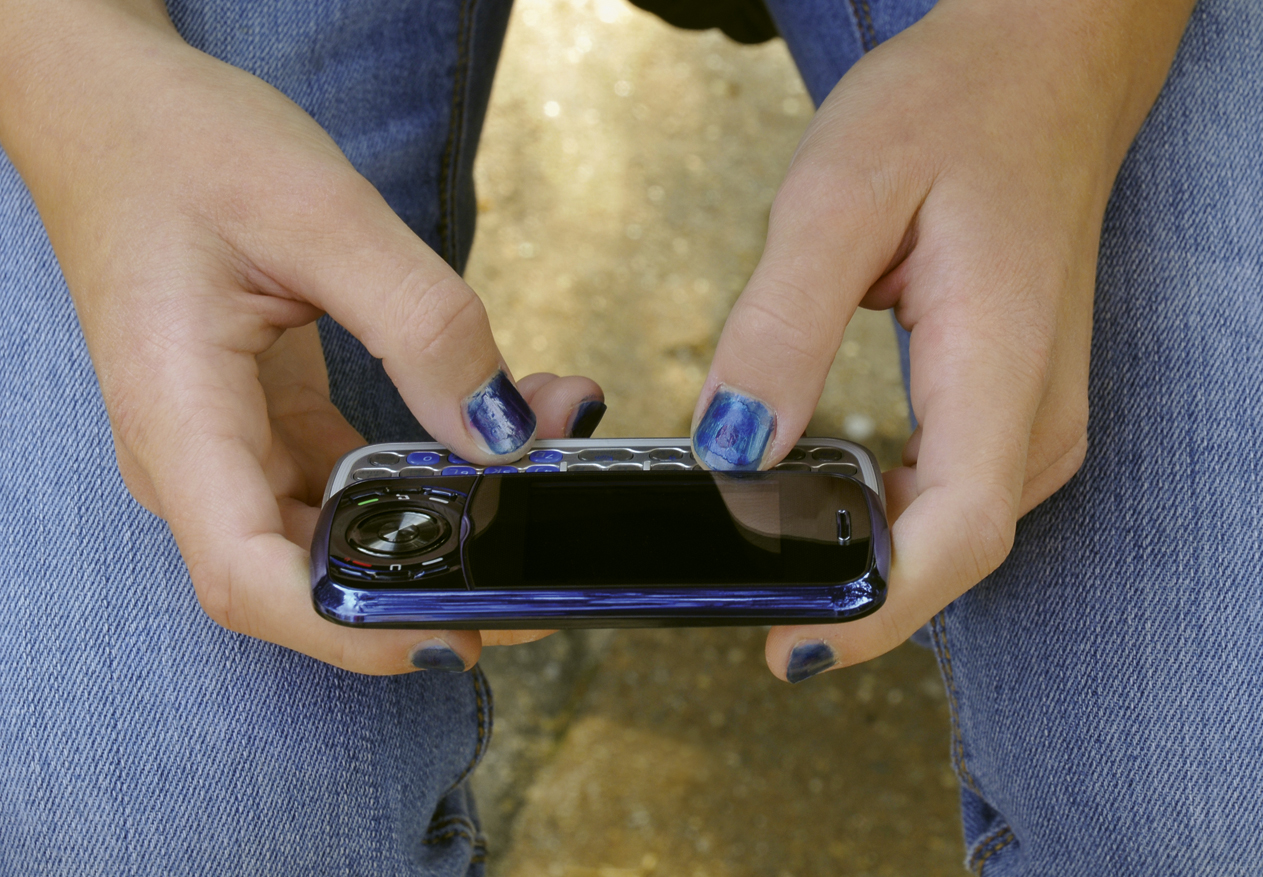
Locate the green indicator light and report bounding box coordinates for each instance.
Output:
[356,497,380,506]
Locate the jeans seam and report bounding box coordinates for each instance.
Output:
[969,826,1017,875]
[930,610,981,796]
[443,663,493,797]
[847,0,879,51]
[437,0,478,267]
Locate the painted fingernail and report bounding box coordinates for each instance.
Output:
[786,641,836,684]
[410,640,467,673]
[692,388,775,471]
[567,400,607,439]
[465,370,536,457]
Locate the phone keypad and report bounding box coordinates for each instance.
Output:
[342,443,868,485]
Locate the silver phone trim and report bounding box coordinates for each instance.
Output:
[323,437,885,511]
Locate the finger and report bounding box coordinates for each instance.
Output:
[257,323,365,504]
[690,122,929,470]
[517,373,606,439]
[120,332,483,675]
[248,175,536,465]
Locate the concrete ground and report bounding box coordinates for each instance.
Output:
[463,1,964,873]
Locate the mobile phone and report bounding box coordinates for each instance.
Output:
[311,438,889,629]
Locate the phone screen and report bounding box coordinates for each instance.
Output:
[464,472,870,588]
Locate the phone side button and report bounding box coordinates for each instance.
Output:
[837,510,852,546]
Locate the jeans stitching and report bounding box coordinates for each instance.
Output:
[443,663,493,796]
[969,826,1016,875]
[930,610,981,795]
[846,0,880,51]
[437,0,477,266]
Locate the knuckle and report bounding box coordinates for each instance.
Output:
[729,286,840,373]
[386,272,488,365]
[961,486,1018,580]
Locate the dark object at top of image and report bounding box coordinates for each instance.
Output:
[627,0,777,45]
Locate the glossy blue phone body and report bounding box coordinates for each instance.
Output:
[310,464,890,630]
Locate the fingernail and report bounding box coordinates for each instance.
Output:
[786,641,836,684]
[567,400,607,439]
[692,388,775,471]
[409,639,467,673]
[464,370,536,456]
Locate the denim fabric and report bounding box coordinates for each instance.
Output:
[767,0,1263,872]
[0,0,511,872]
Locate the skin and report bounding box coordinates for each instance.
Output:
[684,0,1197,678]
[0,0,587,673]
[1,0,1196,679]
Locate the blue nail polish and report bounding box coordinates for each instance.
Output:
[464,371,536,456]
[567,400,607,439]
[786,641,836,684]
[692,389,775,471]
[410,641,467,673]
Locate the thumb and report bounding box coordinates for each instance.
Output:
[261,175,552,464]
[691,129,926,469]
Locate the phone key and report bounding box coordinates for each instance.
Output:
[649,448,690,462]
[566,464,605,472]
[484,465,519,474]
[775,462,810,471]
[399,466,439,477]
[577,448,634,462]
[607,462,644,471]
[784,447,807,462]
[446,453,472,465]
[406,452,443,466]
[352,468,394,481]
[528,449,564,464]
[649,461,691,471]
[442,466,477,476]
[368,452,403,466]
[525,464,560,473]
[811,447,845,461]
[818,463,859,476]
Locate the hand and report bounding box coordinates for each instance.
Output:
[687,0,1196,680]
[0,2,602,673]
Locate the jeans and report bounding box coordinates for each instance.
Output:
[0,0,509,873]
[1,1,1259,876]
[768,0,1263,873]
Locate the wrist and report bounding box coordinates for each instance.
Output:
[0,0,186,204]
[933,0,1196,168]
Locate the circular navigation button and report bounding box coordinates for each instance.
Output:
[348,509,447,558]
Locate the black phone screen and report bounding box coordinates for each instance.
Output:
[463,472,871,588]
